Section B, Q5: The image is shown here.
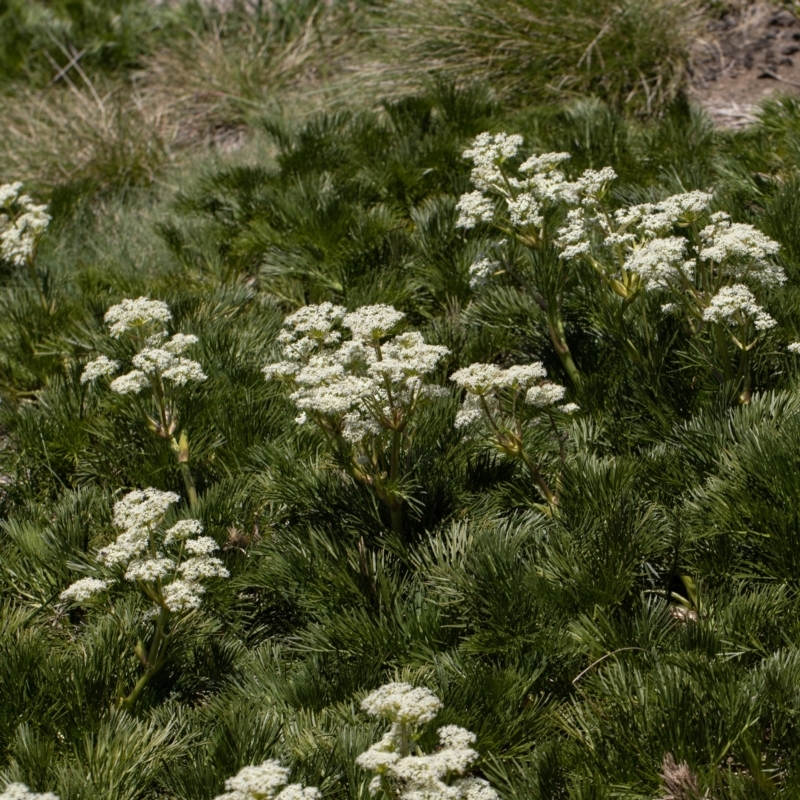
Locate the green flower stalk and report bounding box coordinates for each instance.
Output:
[80,297,207,507]
[264,303,450,540]
[450,361,578,506]
[59,488,228,710]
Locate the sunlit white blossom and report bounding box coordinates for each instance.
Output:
[113,488,181,531]
[702,284,776,331]
[525,383,567,407]
[506,193,542,227]
[162,579,205,612]
[462,132,524,189]
[104,297,172,338]
[60,577,110,603]
[449,363,504,394]
[623,236,689,289]
[80,355,120,384]
[699,218,784,285]
[0,205,51,266]
[110,370,150,395]
[343,304,406,341]
[163,519,204,544]
[455,191,495,229]
[0,784,60,800]
[179,555,229,581]
[788,342,800,354]
[125,556,175,583]
[361,682,443,725]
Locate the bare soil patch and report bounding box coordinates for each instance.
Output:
[691,3,800,127]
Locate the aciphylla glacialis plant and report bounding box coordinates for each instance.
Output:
[457,132,791,404]
[59,488,228,709]
[0,181,51,311]
[355,683,499,800]
[263,303,449,538]
[450,362,578,506]
[0,785,59,800]
[80,297,207,507]
[213,760,320,800]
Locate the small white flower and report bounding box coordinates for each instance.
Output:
[113,488,180,531]
[104,297,172,338]
[506,193,542,227]
[163,333,199,355]
[557,402,580,414]
[343,304,405,341]
[222,760,290,799]
[462,132,524,189]
[0,182,23,206]
[788,342,800,354]
[162,358,207,385]
[263,361,301,380]
[0,784,60,800]
[455,191,495,229]
[699,219,783,286]
[110,370,150,395]
[449,363,504,394]
[179,555,229,581]
[702,284,776,331]
[361,682,443,725]
[125,556,174,583]
[60,577,110,603]
[80,355,120,384]
[623,236,689,289]
[525,383,567,407]
[162,579,205,612]
[183,536,219,556]
[163,519,203,545]
[519,152,571,174]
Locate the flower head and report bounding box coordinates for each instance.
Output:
[361,682,443,725]
[343,304,405,341]
[60,577,110,604]
[104,297,172,338]
[80,355,120,384]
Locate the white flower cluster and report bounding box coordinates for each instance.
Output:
[449,361,576,429]
[0,182,51,266]
[264,304,449,445]
[622,236,692,289]
[702,284,777,331]
[81,299,206,402]
[788,342,800,354]
[213,760,319,800]
[356,683,498,800]
[457,133,616,237]
[615,190,713,234]
[104,297,172,338]
[59,577,110,603]
[699,213,784,286]
[80,355,120,384]
[361,682,443,725]
[61,488,228,613]
[0,784,59,800]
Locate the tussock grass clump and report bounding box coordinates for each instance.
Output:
[370,0,707,114]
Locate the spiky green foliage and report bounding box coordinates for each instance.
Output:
[6,83,800,800]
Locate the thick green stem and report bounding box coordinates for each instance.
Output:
[547,308,581,388]
[519,448,557,506]
[172,431,199,510]
[118,608,170,710]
